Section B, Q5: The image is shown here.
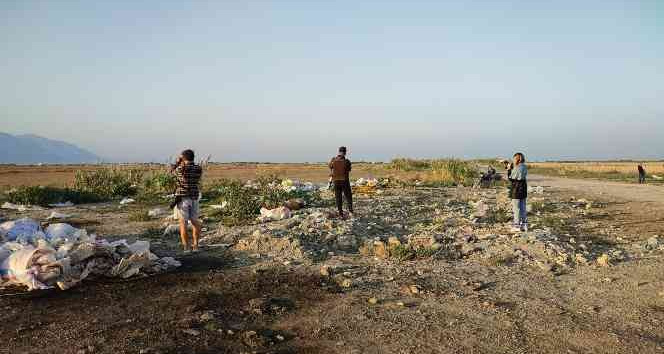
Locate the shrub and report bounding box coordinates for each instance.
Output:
[388,158,431,171]
[138,170,177,202]
[390,245,416,261]
[143,171,177,194]
[530,201,556,214]
[388,158,479,186]
[429,159,479,186]
[6,186,101,206]
[484,207,513,224]
[73,168,144,199]
[128,209,152,222]
[205,177,323,225]
[208,179,261,224]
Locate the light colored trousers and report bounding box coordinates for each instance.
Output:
[512,199,527,227]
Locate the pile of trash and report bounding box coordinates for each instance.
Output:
[279,179,319,193]
[0,218,180,291]
[353,177,379,188]
[1,202,45,212]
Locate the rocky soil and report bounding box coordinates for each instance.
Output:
[2,183,664,353]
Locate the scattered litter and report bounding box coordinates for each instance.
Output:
[528,186,545,194]
[210,201,228,210]
[0,219,180,291]
[49,201,74,207]
[651,175,663,180]
[472,200,489,218]
[258,207,291,222]
[148,208,165,217]
[119,198,135,205]
[47,212,72,220]
[0,218,42,242]
[1,202,44,212]
[354,177,378,187]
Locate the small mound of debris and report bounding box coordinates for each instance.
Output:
[0,218,181,291]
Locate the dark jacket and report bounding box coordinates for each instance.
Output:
[508,164,528,200]
[329,155,352,181]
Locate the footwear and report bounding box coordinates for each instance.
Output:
[521,224,529,232]
[183,249,192,254]
[510,226,522,233]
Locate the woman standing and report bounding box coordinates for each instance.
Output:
[509,153,528,232]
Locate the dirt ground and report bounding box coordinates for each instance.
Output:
[2,168,664,354]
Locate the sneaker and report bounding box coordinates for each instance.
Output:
[521,224,529,232]
[183,249,192,254]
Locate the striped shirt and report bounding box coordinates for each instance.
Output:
[174,162,203,198]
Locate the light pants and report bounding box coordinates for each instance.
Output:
[512,198,527,227]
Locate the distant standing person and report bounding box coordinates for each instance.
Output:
[508,153,528,232]
[170,149,203,252]
[638,164,646,184]
[329,146,353,218]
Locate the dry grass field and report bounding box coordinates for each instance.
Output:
[0,160,482,191]
[0,163,394,190]
[530,161,664,183]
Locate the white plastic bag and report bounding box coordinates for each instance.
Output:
[259,207,291,221]
[0,218,41,242]
[119,198,135,205]
[47,212,72,220]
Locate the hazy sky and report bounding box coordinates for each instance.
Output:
[1,1,662,162]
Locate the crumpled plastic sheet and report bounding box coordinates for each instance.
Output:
[528,186,545,194]
[259,207,291,222]
[119,198,136,205]
[0,218,181,291]
[49,201,74,207]
[1,202,45,212]
[354,177,379,187]
[47,212,72,220]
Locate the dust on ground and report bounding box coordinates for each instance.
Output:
[2,177,664,353]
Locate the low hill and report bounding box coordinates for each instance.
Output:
[0,132,100,164]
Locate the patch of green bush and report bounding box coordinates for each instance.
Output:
[205,177,323,225]
[73,168,144,199]
[390,244,440,261]
[484,207,513,224]
[128,209,152,222]
[430,159,479,186]
[143,170,177,194]
[6,186,101,206]
[138,170,177,202]
[388,158,479,186]
[390,244,416,261]
[207,179,261,224]
[388,158,432,171]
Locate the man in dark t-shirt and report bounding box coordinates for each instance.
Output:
[329,146,353,218]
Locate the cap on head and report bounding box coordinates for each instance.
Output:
[182,149,195,162]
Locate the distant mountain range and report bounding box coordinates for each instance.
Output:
[0,132,101,164]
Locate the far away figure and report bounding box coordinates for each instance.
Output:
[638,164,646,184]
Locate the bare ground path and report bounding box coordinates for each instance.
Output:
[529,174,664,204]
